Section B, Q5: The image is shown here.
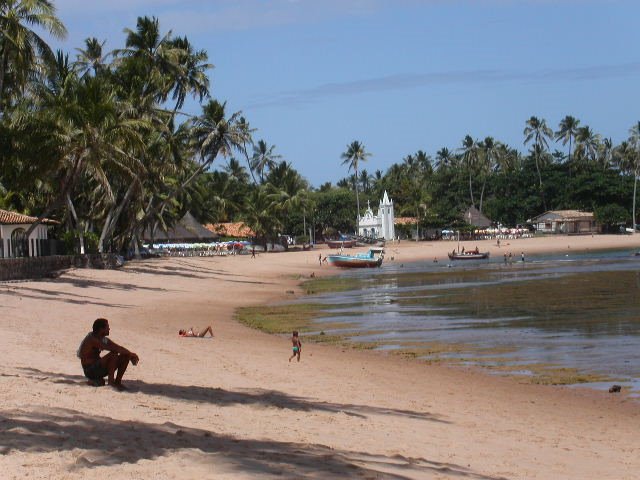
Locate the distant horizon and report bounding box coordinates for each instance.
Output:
[50,0,640,187]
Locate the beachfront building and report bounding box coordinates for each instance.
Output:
[464,206,492,228]
[0,209,55,258]
[358,191,395,240]
[143,212,219,244]
[530,210,598,234]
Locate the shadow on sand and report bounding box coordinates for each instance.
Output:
[17,367,448,423]
[0,406,507,479]
[0,284,134,308]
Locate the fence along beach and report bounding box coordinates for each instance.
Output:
[0,234,639,479]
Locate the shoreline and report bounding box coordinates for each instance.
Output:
[283,236,640,392]
[1,233,639,479]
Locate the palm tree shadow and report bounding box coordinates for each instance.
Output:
[0,407,507,479]
[17,367,449,423]
[0,286,133,308]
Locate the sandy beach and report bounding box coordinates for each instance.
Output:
[1,234,639,479]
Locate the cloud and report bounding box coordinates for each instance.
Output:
[245,62,640,109]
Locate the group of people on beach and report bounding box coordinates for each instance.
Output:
[78,318,302,391]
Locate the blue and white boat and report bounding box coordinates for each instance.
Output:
[327,247,384,268]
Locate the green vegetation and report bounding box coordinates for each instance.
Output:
[301,276,365,295]
[1,4,639,254]
[235,302,381,350]
[235,303,328,334]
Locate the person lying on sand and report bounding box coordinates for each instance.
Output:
[77,318,139,391]
[179,326,213,337]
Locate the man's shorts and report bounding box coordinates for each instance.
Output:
[83,361,108,380]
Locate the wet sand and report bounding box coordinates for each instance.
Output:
[1,234,639,479]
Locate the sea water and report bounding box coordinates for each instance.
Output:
[300,248,640,394]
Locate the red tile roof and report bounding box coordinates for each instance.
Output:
[394,217,418,225]
[0,209,58,225]
[205,222,254,238]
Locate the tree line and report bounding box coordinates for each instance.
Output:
[0,2,638,256]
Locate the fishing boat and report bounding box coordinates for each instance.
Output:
[447,230,489,260]
[327,247,384,268]
[448,251,490,260]
[327,239,356,249]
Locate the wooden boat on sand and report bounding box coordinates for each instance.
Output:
[327,239,356,249]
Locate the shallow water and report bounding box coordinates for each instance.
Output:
[300,249,640,394]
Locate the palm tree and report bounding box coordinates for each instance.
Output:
[166,35,211,113]
[573,126,601,166]
[266,161,309,246]
[75,37,110,78]
[236,116,258,184]
[435,147,454,170]
[598,137,614,171]
[114,16,181,105]
[555,115,580,165]
[341,140,371,233]
[224,157,250,184]
[0,0,67,110]
[478,137,498,213]
[242,187,281,249]
[523,116,553,211]
[251,139,280,183]
[459,135,479,208]
[628,122,640,231]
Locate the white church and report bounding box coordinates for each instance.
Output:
[357,191,395,240]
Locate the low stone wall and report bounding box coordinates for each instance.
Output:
[0,254,123,282]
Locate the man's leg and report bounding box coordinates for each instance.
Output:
[101,352,130,388]
[113,354,130,387]
[98,352,120,386]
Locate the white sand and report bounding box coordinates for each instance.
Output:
[1,234,639,479]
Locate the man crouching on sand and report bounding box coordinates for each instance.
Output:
[78,318,139,391]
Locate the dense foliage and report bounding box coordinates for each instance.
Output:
[0,3,639,254]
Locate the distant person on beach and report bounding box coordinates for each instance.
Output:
[179,326,213,337]
[319,253,322,265]
[289,331,302,362]
[77,318,139,391]
[251,247,256,258]
[521,251,525,262]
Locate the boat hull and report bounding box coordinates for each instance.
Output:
[327,248,384,268]
[447,252,490,260]
[327,256,382,268]
[327,240,356,249]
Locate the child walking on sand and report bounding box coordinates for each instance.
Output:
[289,331,302,362]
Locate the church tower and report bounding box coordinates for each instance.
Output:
[379,191,395,240]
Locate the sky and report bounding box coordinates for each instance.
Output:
[49,0,640,187]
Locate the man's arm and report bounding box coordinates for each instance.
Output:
[104,338,139,362]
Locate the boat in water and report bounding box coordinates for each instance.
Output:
[327,247,384,268]
[448,251,490,260]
